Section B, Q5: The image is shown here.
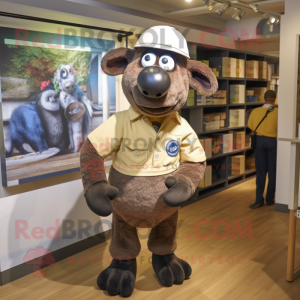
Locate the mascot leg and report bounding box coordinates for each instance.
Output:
[97,212,140,297]
[148,211,192,287]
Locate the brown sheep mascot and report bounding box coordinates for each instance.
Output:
[80,25,218,297]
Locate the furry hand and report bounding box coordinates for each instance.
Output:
[163,176,192,207]
[85,182,119,216]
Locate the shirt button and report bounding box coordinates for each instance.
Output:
[134,150,140,156]
[155,154,160,160]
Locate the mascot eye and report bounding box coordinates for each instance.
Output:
[60,68,68,79]
[141,53,156,67]
[159,55,175,71]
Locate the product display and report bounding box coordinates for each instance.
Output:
[199,165,212,187]
[203,112,226,131]
[231,155,245,175]
[199,138,213,158]
[223,57,237,77]
[246,60,259,79]
[213,133,233,154]
[80,25,218,297]
[229,109,245,127]
[230,84,245,103]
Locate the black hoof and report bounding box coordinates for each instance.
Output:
[152,253,192,287]
[97,258,136,297]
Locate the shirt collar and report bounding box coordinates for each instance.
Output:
[128,105,182,125]
[263,104,273,108]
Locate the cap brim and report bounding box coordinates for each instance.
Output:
[133,43,190,59]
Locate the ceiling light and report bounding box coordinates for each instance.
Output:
[232,9,246,21]
[249,4,259,13]
[215,2,231,16]
[185,0,192,2]
[269,16,276,24]
[207,2,216,10]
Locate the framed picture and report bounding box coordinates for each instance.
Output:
[0,26,116,186]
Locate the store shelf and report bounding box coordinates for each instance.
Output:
[181,41,279,206]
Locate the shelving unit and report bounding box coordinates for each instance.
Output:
[181,43,279,207]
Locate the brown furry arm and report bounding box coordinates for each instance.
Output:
[163,161,206,207]
[80,138,108,195]
[175,161,206,196]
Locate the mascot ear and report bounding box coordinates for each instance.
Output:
[187,60,218,96]
[101,48,135,76]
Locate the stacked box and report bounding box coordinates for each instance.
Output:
[199,138,212,158]
[197,95,206,106]
[246,90,255,96]
[229,131,245,149]
[246,96,257,103]
[229,109,245,127]
[213,90,227,105]
[246,154,255,170]
[199,60,209,66]
[203,120,220,131]
[230,85,245,103]
[231,155,245,175]
[186,89,195,106]
[250,87,267,102]
[259,61,268,80]
[199,165,212,188]
[213,133,233,154]
[236,131,246,149]
[246,61,259,79]
[206,96,213,105]
[246,135,251,148]
[208,57,222,77]
[236,59,245,78]
[223,57,237,77]
[211,68,219,77]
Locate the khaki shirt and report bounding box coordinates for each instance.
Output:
[88,106,206,176]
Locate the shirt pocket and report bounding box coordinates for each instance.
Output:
[125,144,148,166]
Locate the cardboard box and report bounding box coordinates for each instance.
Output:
[213,97,226,105]
[229,109,245,127]
[246,155,255,170]
[230,85,245,103]
[220,119,225,127]
[197,95,206,106]
[236,59,245,78]
[203,120,220,131]
[246,96,257,103]
[236,131,246,149]
[246,61,259,79]
[259,61,267,80]
[199,138,212,158]
[188,89,195,97]
[206,97,213,105]
[199,165,212,188]
[246,90,255,96]
[186,97,194,106]
[223,57,237,77]
[214,90,227,98]
[231,155,245,175]
[250,87,267,102]
[213,133,233,154]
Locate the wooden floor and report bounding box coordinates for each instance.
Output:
[1,178,300,300]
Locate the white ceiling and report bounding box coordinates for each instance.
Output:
[94,0,285,29]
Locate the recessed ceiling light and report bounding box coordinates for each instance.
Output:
[185,0,192,2]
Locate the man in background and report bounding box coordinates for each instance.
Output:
[247,90,278,209]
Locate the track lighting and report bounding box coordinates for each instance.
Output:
[215,2,231,16]
[232,9,246,21]
[207,2,216,11]
[249,4,259,13]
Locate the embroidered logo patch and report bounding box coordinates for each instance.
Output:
[166,140,179,157]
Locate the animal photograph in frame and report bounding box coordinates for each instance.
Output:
[0,26,116,186]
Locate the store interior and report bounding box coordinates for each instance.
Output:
[0,0,300,299]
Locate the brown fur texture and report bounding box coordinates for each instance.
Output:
[80,139,107,194]
[101,47,218,118]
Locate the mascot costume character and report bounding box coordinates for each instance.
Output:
[80,25,218,297]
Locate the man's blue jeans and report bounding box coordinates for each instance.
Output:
[255,135,277,204]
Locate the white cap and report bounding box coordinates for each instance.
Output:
[134,25,190,59]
